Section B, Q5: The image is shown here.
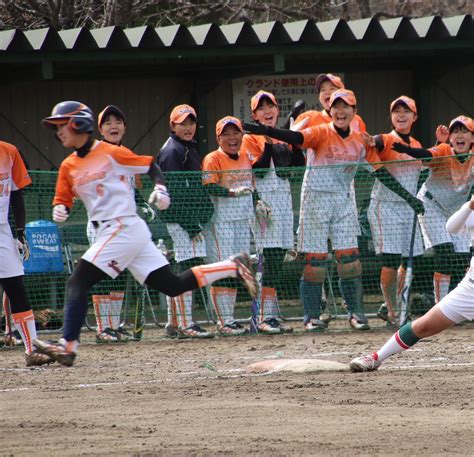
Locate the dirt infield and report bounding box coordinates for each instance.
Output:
[1,320,473,456]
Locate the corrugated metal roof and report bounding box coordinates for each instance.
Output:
[0,14,471,52]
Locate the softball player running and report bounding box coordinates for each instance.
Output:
[350,194,474,372]
[368,96,425,325]
[202,116,255,335]
[245,90,385,331]
[158,104,214,339]
[390,115,474,303]
[0,141,53,366]
[88,104,140,343]
[241,90,304,333]
[33,101,257,366]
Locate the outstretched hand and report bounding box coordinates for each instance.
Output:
[435,124,449,144]
[361,132,375,148]
[289,116,309,132]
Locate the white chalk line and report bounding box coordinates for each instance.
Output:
[1,360,474,394]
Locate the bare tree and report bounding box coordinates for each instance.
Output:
[0,0,471,31]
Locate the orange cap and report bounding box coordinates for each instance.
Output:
[250,90,278,112]
[390,96,417,114]
[329,89,357,108]
[449,115,474,132]
[315,73,345,92]
[215,116,243,136]
[170,104,197,124]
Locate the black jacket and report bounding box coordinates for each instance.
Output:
[157,134,213,237]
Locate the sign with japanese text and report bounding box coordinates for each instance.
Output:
[232,74,329,125]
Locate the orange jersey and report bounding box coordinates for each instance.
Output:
[0,141,31,224]
[242,133,287,164]
[202,148,253,221]
[371,131,423,202]
[299,122,380,192]
[421,144,474,212]
[53,140,152,221]
[296,110,366,133]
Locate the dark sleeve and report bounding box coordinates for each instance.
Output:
[158,150,184,172]
[204,183,232,197]
[252,143,272,170]
[147,162,166,185]
[10,189,26,231]
[372,168,416,202]
[291,146,306,167]
[392,142,433,159]
[373,135,385,153]
[243,123,304,146]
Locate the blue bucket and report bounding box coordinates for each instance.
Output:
[24,220,64,274]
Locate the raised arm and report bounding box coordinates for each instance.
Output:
[446,197,474,234]
[243,123,304,147]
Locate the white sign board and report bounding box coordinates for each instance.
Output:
[232,74,321,125]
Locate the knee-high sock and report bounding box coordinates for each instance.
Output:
[339,276,364,316]
[191,260,237,287]
[166,296,178,328]
[93,295,110,333]
[176,291,194,329]
[12,309,36,354]
[110,291,124,330]
[380,266,398,316]
[373,322,420,363]
[210,287,236,326]
[300,280,323,323]
[433,272,450,303]
[260,287,278,322]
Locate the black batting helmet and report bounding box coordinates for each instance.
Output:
[42,101,94,134]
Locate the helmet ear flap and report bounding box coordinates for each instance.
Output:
[67,114,94,134]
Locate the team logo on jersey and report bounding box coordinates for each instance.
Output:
[108,260,122,274]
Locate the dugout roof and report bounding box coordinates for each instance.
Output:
[0,14,472,81]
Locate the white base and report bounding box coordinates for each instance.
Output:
[246,358,349,374]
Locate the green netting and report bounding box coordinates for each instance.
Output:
[10,154,474,334]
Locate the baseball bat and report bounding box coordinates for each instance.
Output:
[282,99,306,130]
[400,213,418,326]
[250,251,264,334]
[133,284,146,340]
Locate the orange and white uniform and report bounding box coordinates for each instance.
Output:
[368,132,425,257]
[297,122,380,253]
[54,140,168,283]
[242,134,294,250]
[202,148,254,261]
[418,143,474,252]
[0,142,31,278]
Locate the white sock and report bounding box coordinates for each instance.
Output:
[191,260,237,287]
[260,287,278,321]
[210,287,237,326]
[110,291,124,329]
[433,272,450,303]
[176,291,194,329]
[93,295,109,333]
[12,310,36,354]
